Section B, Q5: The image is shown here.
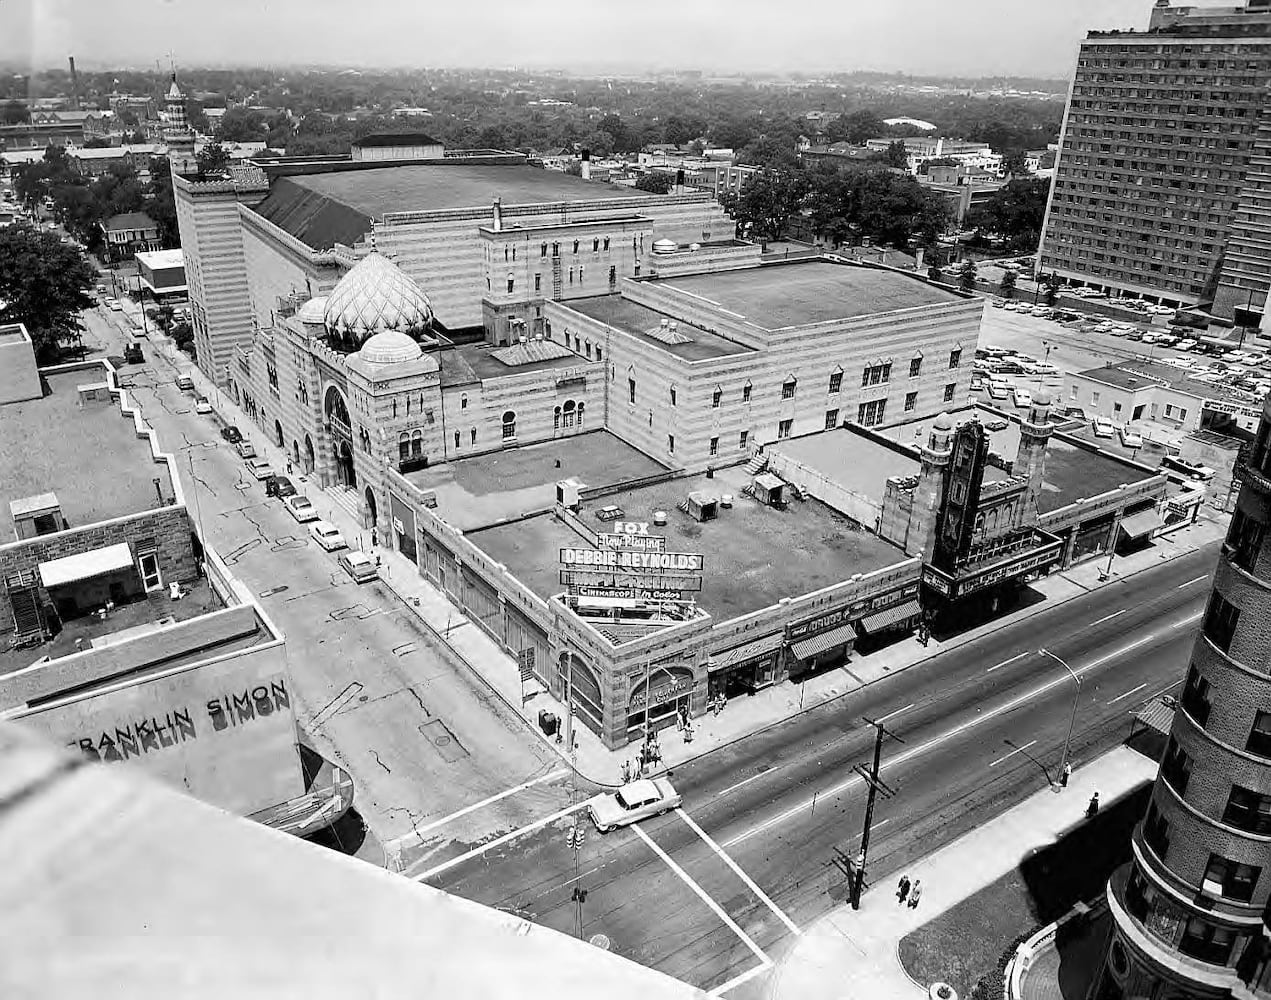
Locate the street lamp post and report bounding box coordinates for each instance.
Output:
[1038,649,1082,781]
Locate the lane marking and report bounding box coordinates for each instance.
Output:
[1109,682,1149,705]
[989,739,1038,768]
[1170,611,1203,629]
[987,652,1028,673]
[633,825,769,965]
[1177,575,1208,589]
[709,961,774,997]
[717,768,778,800]
[675,808,802,937]
[721,618,1192,849]
[387,768,568,852]
[410,800,588,881]
[875,703,915,725]
[1091,609,1127,626]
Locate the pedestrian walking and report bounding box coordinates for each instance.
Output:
[897,875,911,904]
[674,711,684,731]
[718,692,727,714]
[621,760,631,783]
[907,880,922,909]
[286,459,294,475]
[1087,792,1100,818]
[679,705,689,728]
[1060,762,1072,788]
[684,722,694,743]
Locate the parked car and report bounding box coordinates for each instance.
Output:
[1119,427,1145,449]
[194,397,213,414]
[1092,416,1115,438]
[588,778,682,833]
[220,425,242,444]
[236,440,257,460]
[1012,388,1033,409]
[176,374,195,392]
[123,341,144,364]
[105,298,122,311]
[310,520,347,551]
[987,382,1011,400]
[245,456,274,480]
[264,475,296,498]
[284,494,319,523]
[990,298,1005,308]
[340,550,379,583]
[1162,456,1216,481]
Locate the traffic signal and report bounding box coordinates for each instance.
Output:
[566,824,586,851]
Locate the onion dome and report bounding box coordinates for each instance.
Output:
[296,296,328,326]
[359,330,424,366]
[322,252,434,351]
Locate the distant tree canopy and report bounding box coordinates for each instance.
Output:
[822,109,885,146]
[196,141,231,178]
[0,222,96,361]
[806,162,950,248]
[214,106,266,142]
[2,99,30,125]
[634,172,674,194]
[966,178,1050,250]
[722,168,808,241]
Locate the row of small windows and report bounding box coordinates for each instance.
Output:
[538,237,612,257]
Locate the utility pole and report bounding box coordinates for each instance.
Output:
[850,717,904,909]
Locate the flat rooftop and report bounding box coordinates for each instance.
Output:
[565,295,755,362]
[1079,359,1261,407]
[0,366,176,539]
[252,164,649,250]
[468,464,909,621]
[657,260,964,330]
[775,428,924,506]
[405,431,667,531]
[437,341,589,387]
[135,248,185,269]
[877,405,1158,514]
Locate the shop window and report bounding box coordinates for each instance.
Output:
[1161,736,1193,795]
[1224,785,1271,835]
[1181,665,1211,728]
[905,391,918,412]
[1143,800,1170,859]
[778,418,793,439]
[944,383,956,402]
[1247,710,1271,758]
[828,370,842,394]
[1202,854,1260,902]
[709,436,718,457]
[502,411,516,440]
[1203,592,1240,653]
[825,409,839,430]
[1226,507,1266,573]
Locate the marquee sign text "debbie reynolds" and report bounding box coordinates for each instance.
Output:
[560,547,704,572]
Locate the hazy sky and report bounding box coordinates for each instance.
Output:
[0,0,1243,79]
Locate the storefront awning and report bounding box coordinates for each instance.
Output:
[710,632,784,670]
[1119,509,1164,540]
[790,622,857,660]
[39,543,134,588]
[1135,697,1175,737]
[858,600,922,635]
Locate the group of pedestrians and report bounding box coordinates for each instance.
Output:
[896,875,922,909]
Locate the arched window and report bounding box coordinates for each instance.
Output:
[399,432,410,463]
[502,410,517,440]
[554,406,561,431]
[460,393,468,410]
[563,399,576,428]
[577,401,585,428]
[411,430,423,458]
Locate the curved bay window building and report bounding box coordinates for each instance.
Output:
[1094,394,1271,999]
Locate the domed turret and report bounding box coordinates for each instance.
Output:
[359,330,426,367]
[322,252,434,352]
[296,296,328,330]
[933,412,954,432]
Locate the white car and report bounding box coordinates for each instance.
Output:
[245,456,274,480]
[588,778,682,833]
[987,382,1011,400]
[1162,456,1216,482]
[194,397,213,415]
[1092,416,1115,438]
[105,298,122,311]
[1119,427,1145,449]
[1012,388,1033,409]
[310,520,347,551]
[284,495,319,523]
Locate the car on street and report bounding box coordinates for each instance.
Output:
[1162,456,1216,481]
[1012,388,1033,409]
[990,298,1005,308]
[284,494,319,523]
[194,397,213,414]
[1119,427,1145,449]
[310,520,347,551]
[220,425,242,444]
[236,440,257,460]
[105,298,122,311]
[340,550,379,583]
[264,475,296,498]
[245,456,274,480]
[1092,416,1115,438]
[176,374,195,392]
[588,778,682,833]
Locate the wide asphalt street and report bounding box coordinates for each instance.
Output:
[419,543,1214,994]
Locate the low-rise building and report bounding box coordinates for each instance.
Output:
[70,143,166,179]
[135,248,187,300]
[100,210,161,262]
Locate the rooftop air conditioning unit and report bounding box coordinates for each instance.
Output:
[556,478,584,510]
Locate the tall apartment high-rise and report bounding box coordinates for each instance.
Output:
[1039,0,1271,329]
[1091,392,1271,998]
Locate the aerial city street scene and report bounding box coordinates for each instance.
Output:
[2,0,1271,996]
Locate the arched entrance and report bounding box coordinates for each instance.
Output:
[292,439,300,468]
[364,486,378,529]
[627,666,694,738]
[558,652,603,736]
[336,439,356,488]
[274,419,284,448]
[304,434,315,475]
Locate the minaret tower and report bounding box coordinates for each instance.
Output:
[164,71,198,177]
[1015,388,1053,514]
[910,412,954,561]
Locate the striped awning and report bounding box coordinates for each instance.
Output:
[858,600,922,634]
[1135,697,1175,737]
[710,633,784,670]
[39,543,133,588]
[1120,509,1164,540]
[790,622,857,660]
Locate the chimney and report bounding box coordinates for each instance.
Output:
[676,168,685,193]
[492,196,502,233]
[581,148,591,181]
[68,55,79,111]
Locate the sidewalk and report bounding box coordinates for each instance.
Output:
[146,328,1224,796]
[766,745,1159,1000]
